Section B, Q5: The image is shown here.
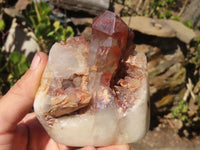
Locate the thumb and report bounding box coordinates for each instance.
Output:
[0,52,48,133]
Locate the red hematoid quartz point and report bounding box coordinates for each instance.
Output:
[87,11,134,112]
[89,10,132,85]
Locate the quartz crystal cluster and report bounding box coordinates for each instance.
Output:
[34,11,149,146]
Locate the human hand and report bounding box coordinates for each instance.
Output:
[0,52,130,150]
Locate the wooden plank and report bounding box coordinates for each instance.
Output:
[50,0,109,15]
[181,0,200,28]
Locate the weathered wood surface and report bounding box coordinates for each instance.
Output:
[135,38,186,109]
[181,0,200,28]
[49,0,109,15]
[122,16,195,44]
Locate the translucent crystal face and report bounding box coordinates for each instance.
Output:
[92,11,129,59]
[45,37,91,117]
[34,11,149,147]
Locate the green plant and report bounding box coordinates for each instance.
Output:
[172,100,188,122]
[171,95,200,129]
[0,51,30,91]
[171,16,180,21]
[183,20,192,29]
[196,36,200,44]
[114,0,175,19]
[0,16,30,93]
[23,2,74,52]
[6,52,30,86]
[165,10,172,18]
[171,36,200,133]
[188,36,200,66]
[149,0,175,19]
[47,21,74,42]
[0,18,5,31]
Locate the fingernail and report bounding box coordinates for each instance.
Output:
[30,53,41,70]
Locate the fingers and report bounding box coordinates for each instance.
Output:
[96,144,130,150]
[81,144,130,150]
[57,143,73,150]
[0,52,48,133]
[23,113,71,150]
[23,113,50,150]
[81,146,96,150]
[13,124,28,150]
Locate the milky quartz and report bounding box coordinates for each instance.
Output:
[34,11,149,146]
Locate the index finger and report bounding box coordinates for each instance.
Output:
[0,52,48,133]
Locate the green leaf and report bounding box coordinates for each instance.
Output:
[7,74,14,81]
[36,23,46,32]
[35,23,47,38]
[0,19,6,31]
[40,2,52,16]
[40,16,51,25]
[181,115,188,121]
[19,55,27,64]
[197,36,200,43]
[157,1,163,6]
[182,105,188,113]
[47,31,55,37]
[183,21,192,29]
[158,14,164,19]
[166,0,174,5]
[54,31,64,42]
[171,16,180,21]
[17,63,29,75]
[198,46,200,55]
[5,52,30,81]
[172,109,179,118]
[10,81,15,87]
[53,21,60,32]
[9,52,21,64]
[65,26,74,38]
[165,10,172,19]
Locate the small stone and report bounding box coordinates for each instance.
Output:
[71,18,93,26]
[183,129,189,137]
[15,0,32,11]
[172,119,183,130]
[122,16,195,43]
[114,3,124,16]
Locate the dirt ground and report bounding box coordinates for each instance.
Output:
[131,123,200,150]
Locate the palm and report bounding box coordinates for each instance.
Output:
[2,113,68,150]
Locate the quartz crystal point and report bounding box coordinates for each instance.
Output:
[34,11,149,147]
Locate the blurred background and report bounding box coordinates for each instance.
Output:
[0,0,200,149]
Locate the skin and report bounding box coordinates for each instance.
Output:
[0,52,130,150]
